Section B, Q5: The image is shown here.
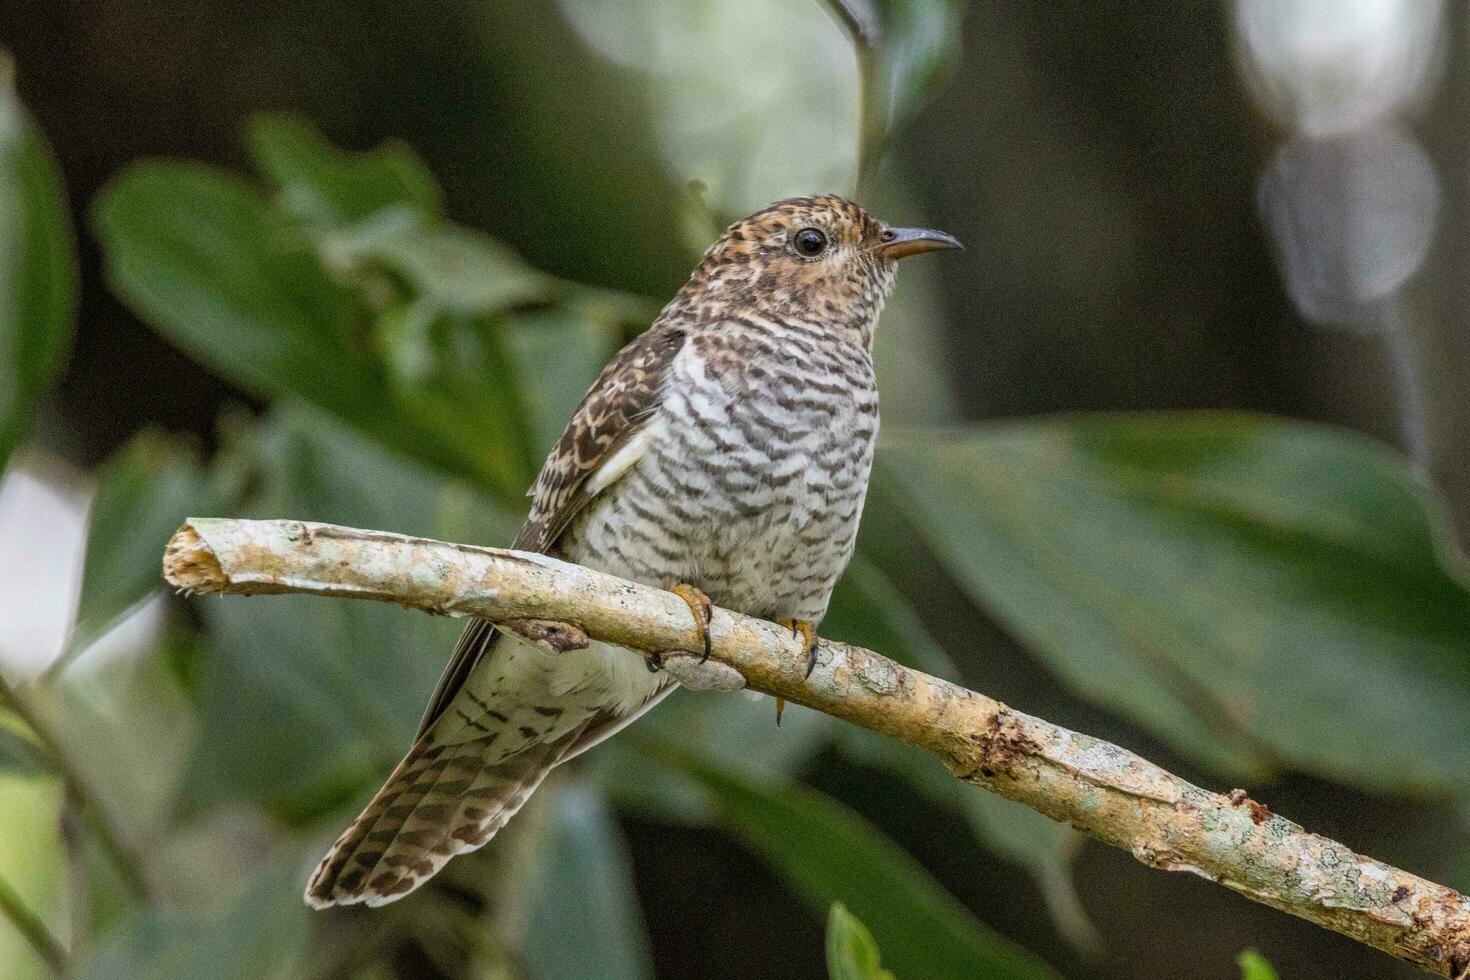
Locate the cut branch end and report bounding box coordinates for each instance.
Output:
[163,521,225,593]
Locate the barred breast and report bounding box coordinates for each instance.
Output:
[558,317,879,625]
[305,193,945,911]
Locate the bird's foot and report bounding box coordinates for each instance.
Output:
[646,584,714,674]
[671,583,714,663]
[781,619,819,677]
[773,618,818,726]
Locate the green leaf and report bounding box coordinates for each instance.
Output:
[592,675,837,826]
[179,406,521,818]
[0,722,45,776]
[323,205,551,315]
[75,864,311,980]
[246,113,442,228]
[828,558,1097,952]
[826,903,895,980]
[665,751,1060,980]
[68,430,238,656]
[321,212,553,490]
[92,161,389,425]
[377,306,543,498]
[94,119,658,502]
[0,54,77,472]
[0,774,63,979]
[92,160,537,500]
[505,309,619,454]
[1237,949,1281,980]
[249,112,558,491]
[521,785,655,980]
[34,629,199,844]
[836,729,1098,954]
[825,554,960,676]
[880,413,1470,794]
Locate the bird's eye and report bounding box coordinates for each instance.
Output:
[793,227,828,257]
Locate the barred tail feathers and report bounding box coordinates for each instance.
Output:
[304,729,578,909]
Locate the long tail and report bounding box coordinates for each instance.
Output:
[304,729,580,909]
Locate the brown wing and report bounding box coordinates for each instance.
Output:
[414,325,687,737]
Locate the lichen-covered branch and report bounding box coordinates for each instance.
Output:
[163,517,1470,977]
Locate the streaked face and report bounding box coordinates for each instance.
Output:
[682,195,961,340]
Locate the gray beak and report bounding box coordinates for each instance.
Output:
[876,226,964,259]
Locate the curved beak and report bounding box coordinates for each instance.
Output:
[876,226,964,260]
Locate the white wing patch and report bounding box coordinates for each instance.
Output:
[585,420,661,498]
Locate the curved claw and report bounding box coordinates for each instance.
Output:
[778,619,819,677]
[775,619,819,726]
[671,584,714,663]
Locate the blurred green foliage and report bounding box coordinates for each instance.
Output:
[881,418,1470,788]
[1236,949,1281,980]
[666,748,1058,980]
[825,903,894,980]
[2,2,1470,978]
[0,56,75,474]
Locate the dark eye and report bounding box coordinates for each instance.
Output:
[793,227,827,257]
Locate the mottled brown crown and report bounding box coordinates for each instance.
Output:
[659,195,899,346]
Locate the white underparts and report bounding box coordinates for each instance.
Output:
[585,424,659,498]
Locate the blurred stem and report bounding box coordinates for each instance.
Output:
[59,788,88,956]
[822,0,885,195]
[1379,298,1430,479]
[0,869,65,975]
[1037,861,1102,959]
[163,517,1470,978]
[0,677,153,903]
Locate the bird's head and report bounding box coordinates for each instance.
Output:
[668,195,961,347]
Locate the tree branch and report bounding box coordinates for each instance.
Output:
[820,0,885,194]
[163,517,1470,978]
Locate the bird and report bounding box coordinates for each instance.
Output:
[304,195,961,908]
